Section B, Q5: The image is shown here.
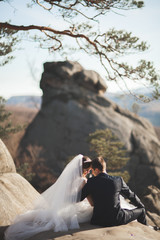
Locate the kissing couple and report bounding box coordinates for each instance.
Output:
[5,154,147,240]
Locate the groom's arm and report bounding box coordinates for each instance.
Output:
[120,177,145,208]
[80,179,91,201]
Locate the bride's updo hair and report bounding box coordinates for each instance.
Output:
[82,156,92,169]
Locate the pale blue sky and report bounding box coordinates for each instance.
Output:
[0,0,160,99]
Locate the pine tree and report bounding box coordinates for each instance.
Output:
[0,97,23,139]
[0,27,19,66]
[88,128,130,182]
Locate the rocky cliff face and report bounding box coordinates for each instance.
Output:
[18,61,160,195]
[0,139,40,226]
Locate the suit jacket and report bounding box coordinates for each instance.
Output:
[81,173,144,226]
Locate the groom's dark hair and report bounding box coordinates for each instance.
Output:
[91,157,106,171]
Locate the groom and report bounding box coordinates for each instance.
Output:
[81,156,147,227]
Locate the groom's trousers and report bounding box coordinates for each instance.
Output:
[118,207,147,225]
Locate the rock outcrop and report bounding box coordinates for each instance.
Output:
[142,185,160,215]
[26,222,160,240]
[2,222,160,240]
[18,61,160,195]
[0,139,40,226]
[142,185,160,227]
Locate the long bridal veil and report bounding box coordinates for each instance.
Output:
[5,154,93,240]
[5,154,135,240]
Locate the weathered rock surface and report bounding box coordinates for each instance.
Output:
[40,61,107,95]
[142,185,160,215]
[0,139,40,226]
[33,222,160,240]
[142,185,160,227]
[2,222,159,240]
[18,61,160,195]
[0,138,16,174]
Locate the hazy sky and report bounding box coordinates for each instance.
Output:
[0,0,160,99]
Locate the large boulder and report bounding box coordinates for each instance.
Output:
[141,185,160,227]
[0,139,40,226]
[2,222,160,240]
[142,185,160,215]
[40,61,107,96]
[18,60,160,195]
[139,185,160,227]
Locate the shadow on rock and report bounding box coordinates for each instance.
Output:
[0,226,9,240]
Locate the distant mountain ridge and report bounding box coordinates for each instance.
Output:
[105,91,160,126]
[6,90,160,126]
[7,95,42,109]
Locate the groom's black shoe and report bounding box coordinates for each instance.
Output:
[153,226,160,231]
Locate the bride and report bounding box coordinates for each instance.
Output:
[5,154,133,240]
[5,154,93,240]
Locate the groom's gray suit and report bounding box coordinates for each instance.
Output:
[81,173,147,227]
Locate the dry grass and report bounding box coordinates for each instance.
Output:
[2,105,38,160]
[2,105,56,192]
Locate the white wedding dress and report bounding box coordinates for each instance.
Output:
[5,154,134,240]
